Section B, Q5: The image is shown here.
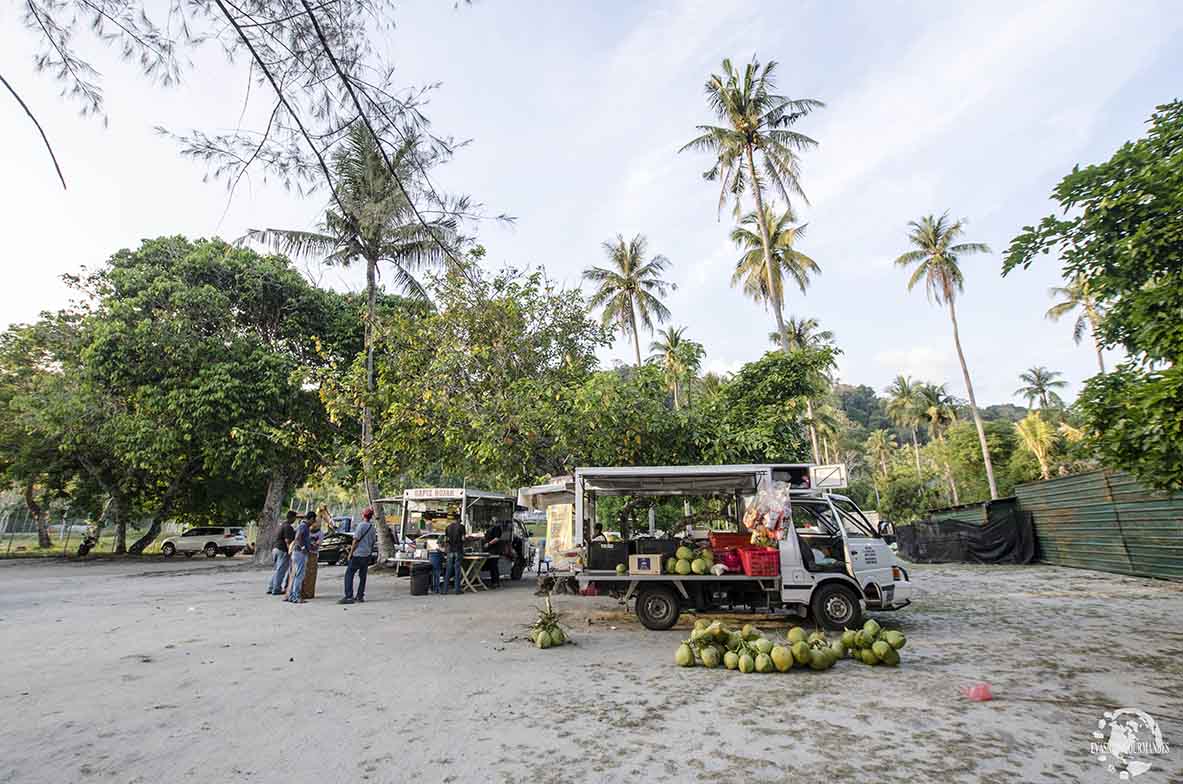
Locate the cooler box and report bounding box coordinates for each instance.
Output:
[627,554,662,576]
[588,542,628,571]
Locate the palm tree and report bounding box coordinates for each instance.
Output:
[694,371,728,402]
[583,234,673,367]
[1015,366,1068,410]
[894,212,999,499]
[1015,412,1056,480]
[885,375,925,480]
[919,382,960,505]
[864,429,897,482]
[769,316,833,350]
[1047,275,1106,374]
[244,125,457,561]
[681,56,822,353]
[648,326,703,411]
[731,205,820,334]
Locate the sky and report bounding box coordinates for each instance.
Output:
[2,0,1181,406]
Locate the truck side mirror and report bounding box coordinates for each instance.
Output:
[878,521,895,541]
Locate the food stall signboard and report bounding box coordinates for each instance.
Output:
[545,503,576,569]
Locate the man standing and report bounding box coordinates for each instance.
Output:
[340,508,377,604]
[442,517,466,595]
[267,510,298,595]
[286,511,314,604]
[481,523,503,589]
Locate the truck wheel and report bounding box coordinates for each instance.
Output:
[635,585,680,630]
[811,583,861,631]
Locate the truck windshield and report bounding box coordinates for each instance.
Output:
[830,498,877,538]
[403,499,462,539]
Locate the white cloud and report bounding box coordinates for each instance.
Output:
[871,346,955,386]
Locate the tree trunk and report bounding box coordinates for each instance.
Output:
[361,254,396,565]
[253,471,290,565]
[1038,455,1051,481]
[804,400,821,465]
[879,453,888,480]
[629,300,643,369]
[936,433,960,506]
[910,427,922,480]
[128,465,192,554]
[110,493,127,555]
[948,300,999,499]
[25,481,51,549]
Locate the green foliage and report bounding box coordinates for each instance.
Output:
[583,234,673,365]
[1004,101,1183,490]
[878,475,939,524]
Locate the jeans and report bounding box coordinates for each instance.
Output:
[344,556,369,600]
[428,550,444,594]
[444,551,463,594]
[268,549,291,593]
[287,550,308,601]
[485,555,499,587]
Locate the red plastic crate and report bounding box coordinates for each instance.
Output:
[709,532,752,550]
[738,546,780,576]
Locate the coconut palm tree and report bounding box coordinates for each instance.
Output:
[681,56,822,353]
[894,212,999,499]
[864,429,897,482]
[885,375,925,481]
[731,205,820,333]
[694,371,728,403]
[768,316,833,350]
[919,382,960,505]
[1015,366,1068,410]
[243,125,458,561]
[648,326,704,411]
[1047,275,1106,374]
[1015,412,1056,480]
[583,234,673,368]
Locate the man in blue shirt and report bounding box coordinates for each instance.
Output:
[286,512,314,603]
[339,507,377,604]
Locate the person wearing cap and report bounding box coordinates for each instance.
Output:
[286,511,316,603]
[340,507,378,604]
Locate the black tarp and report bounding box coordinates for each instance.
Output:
[896,506,1037,564]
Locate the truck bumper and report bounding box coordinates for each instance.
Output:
[866,579,913,610]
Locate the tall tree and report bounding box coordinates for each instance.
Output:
[895,212,999,499]
[864,429,898,483]
[769,316,833,350]
[648,327,703,411]
[1015,366,1068,410]
[919,382,960,505]
[583,234,673,368]
[245,126,458,562]
[681,57,822,352]
[885,375,925,481]
[1046,276,1107,374]
[1015,412,1056,480]
[731,205,821,340]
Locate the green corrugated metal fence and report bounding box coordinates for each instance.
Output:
[1013,469,1183,580]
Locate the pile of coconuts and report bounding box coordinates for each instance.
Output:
[675,620,846,673]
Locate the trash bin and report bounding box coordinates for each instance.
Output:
[410,563,432,595]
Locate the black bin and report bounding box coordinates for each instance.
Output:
[588,542,628,571]
[410,563,432,595]
[635,539,678,558]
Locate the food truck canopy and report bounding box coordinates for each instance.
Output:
[517,477,575,510]
[575,464,816,496]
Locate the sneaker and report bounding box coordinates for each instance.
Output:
[338,597,355,605]
[356,597,365,603]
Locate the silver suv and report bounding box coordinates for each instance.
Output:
[160,526,246,558]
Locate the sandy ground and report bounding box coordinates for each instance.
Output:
[1,557,1180,784]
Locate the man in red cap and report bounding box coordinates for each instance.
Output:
[339,507,377,604]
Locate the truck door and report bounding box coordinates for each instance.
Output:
[823,495,855,580]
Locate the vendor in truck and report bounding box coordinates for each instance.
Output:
[590,523,608,543]
[481,523,503,589]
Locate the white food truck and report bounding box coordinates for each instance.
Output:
[544,464,912,630]
[384,487,533,579]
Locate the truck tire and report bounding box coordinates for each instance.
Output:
[635,585,681,631]
[811,582,861,631]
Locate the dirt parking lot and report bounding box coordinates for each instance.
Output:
[0,557,1180,783]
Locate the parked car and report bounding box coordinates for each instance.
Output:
[317,530,378,566]
[160,526,246,558]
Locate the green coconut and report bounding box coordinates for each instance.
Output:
[741,624,760,641]
[690,558,708,575]
[840,629,857,648]
[549,627,566,645]
[829,639,846,659]
[536,630,552,649]
[808,649,829,671]
[807,631,828,645]
[863,618,882,639]
[675,643,695,667]
[675,559,693,575]
[755,653,774,673]
[701,646,721,669]
[882,630,907,650]
[771,645,793,672]
[694,619,710,631]
[738,653,756,673]
[665,557,678,574]
[615,563,627,575]
[754,638,774,655]
[675,546,695,561]
[786,627,807,645]
[859,647,879,666]
[723,651,740,670]
[700,549,715,564]
[853,630,868,649]
[710,622,728,642]
[726,631,744,651]
[872,640,893,660]
[791,640,811,665]
[880,646,900,666]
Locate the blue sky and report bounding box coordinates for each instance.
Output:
[2,0,1180,405]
